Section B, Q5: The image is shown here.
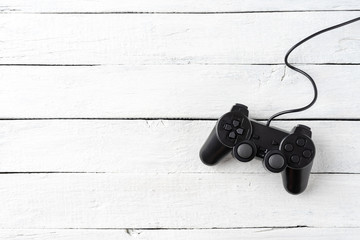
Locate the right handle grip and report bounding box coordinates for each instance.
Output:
[282,162,313,194]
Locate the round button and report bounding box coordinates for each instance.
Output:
[291,155,300,163]
[268,154,285,169]
[303,150,312,158]
[284,144,294,152]
[296,138,305,146]
[236,143,253,159]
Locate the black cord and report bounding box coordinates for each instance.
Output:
[266,16,360,127]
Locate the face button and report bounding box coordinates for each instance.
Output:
[236,128,244,135]
[236,143,254,159]
[303,150,312,158]
[284,144,294,152]
[229,131,236,139]
[232,120,240,127]
[290,155,300,163]
[223,124,232,131]
[268,154,285,169]
[296,138,305,146]
[281,133,315,169]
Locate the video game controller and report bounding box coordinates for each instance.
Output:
[199,104,315,194]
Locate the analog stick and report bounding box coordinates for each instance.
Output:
[233,141,256,162]
[264,151,286,173]
[269,154,285,169]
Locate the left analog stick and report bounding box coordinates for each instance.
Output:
[233,141,256,162]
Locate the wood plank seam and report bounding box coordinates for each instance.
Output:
[0,172,358,174]
[0,118,360,121]
[2,10,360,14]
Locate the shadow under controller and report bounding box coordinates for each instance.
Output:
[200,104,315,194]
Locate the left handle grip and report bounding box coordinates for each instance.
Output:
[199,126,232,165]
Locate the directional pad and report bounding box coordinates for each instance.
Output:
[232,120,240,127]
[229,131,236,139]
[216,111,252,148]
[223,124,232,131]
[236,128,244,135]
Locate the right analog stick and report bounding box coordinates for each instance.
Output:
[264,150,287,173]
[233,141,256,162]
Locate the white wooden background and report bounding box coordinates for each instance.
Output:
[0,1,360,239]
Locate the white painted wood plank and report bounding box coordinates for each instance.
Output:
[1,0,359,13]
[0,228,359,240]
[0,173,359,228]
[0,120,358,173]
[0,12,359,64]
[0,65,358,118]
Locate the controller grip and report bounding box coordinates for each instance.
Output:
[199,127,231,165]
[282,162,313,194]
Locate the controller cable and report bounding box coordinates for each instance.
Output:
[266,16,360,127]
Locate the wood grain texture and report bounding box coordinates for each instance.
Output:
[0,120,358,173]
[0,228,359,240]
[0,12,359,65]
[0,173,359,228]
[0,65,359,118]
[0,0,359,237]
[1,0,359,13]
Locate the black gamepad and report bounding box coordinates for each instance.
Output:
[199,104,315,194]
